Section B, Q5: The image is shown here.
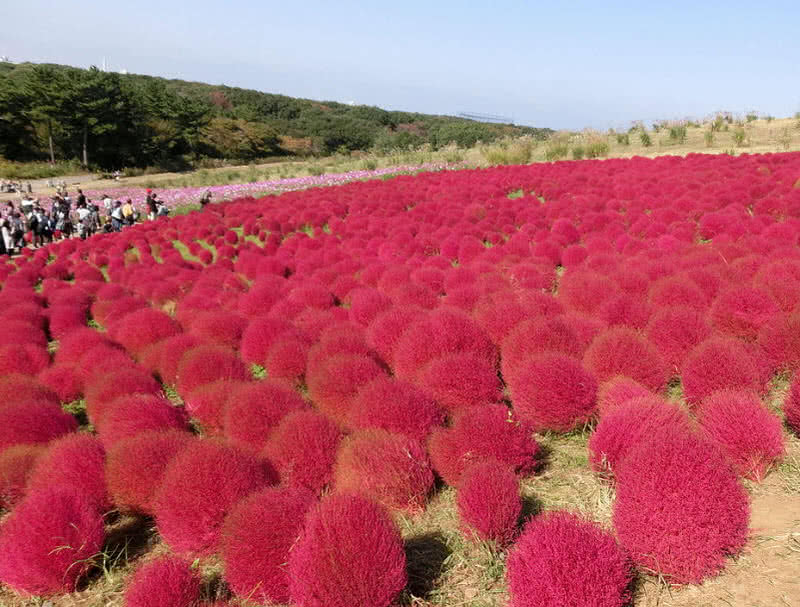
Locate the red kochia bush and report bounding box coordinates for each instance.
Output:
[306,353,385,427]
[106,429,194,515]
[38,364,83,403]
[457,460,521,546]
[26,433,110,513]
[264,410,343,494]
[84,369,163,427]
[288,494,407,607]
[176,345,248,397]
[350,376,445,442]
[0,373,59,407]
[223,381,307,452]
[596,376,651,416]
[583,326,670,392]
[154,333,201,385]
[0,344,49,377]
[221,486,316,604]
[96,394,189,448]
[645,305,712,371]
[506,511,632,607]
[500,316,582,385]
[124,555,202,607]
[0,487,104,596]
[588,395,691,479]
[613,426,749,584]
[365,305,424,365]
[428,404,541,487]
[418,352,502,412]
[0,400,77,452]
[154,440,278,555]
[697,390,784,482]
[710,287,780,341]
[509,352,598,432]
[681,337,768,405]
[0,445,45,510]
[241,317,304,366]
[111,307,182,356]
[334,429,434,512]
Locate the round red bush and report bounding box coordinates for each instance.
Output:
[223,380,307,452]
[264,335,310,385]
[0,487,104,596]
[507,511,632,607]
[697,390,785,482]
[264,410,343,494]
[26,433,110,513]
[500,316,582,385]
[0,444,45,510]
[155,333,200,385]
[184,379,247,434]
[288,493,407,607]
[710,287,780,341]
[221,486,316,604]
[154,440,278,555]
[0,344,49,377]
[645,305,712,371]
[188,310,248,350]
[588,395,691,479]
[96,394,189,448]
[111,307,182,357]
[105,429,194,515]
[0,400,77,452]
[38,364,83,402]
[613,426,749,584]
[306,353,385,427]
[241,317,304,366]
[176,345,248,397]
[333,429,434,512]
[457,459,521,546]
[583,327,670,392]
[84,368,162,427]
[757,311,800,373]
[681,337,769,405]
[350,376,445,442]
[0,373,59,408]
[596,376,651,417]
[54,328,113,366]
[509,352,598,432]
[365,305,423,365]
[124,555,201,607]
[418,352,502,412]
[428,404,541,487]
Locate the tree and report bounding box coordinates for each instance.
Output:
[0,75,34,160]
[20,65,66,163]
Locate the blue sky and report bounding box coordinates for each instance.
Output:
[3,1,798,129]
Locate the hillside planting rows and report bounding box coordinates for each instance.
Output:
[1,152,799,606]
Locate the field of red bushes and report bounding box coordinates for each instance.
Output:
[1,151,800,606]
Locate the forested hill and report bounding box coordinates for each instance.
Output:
[0,61,552,170]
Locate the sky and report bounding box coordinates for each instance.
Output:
[2,0,799,130]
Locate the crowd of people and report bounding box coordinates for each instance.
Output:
[0,188,170,256]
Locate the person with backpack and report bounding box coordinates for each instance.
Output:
[110,200,124,232]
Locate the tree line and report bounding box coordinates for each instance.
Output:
[0,62,551,171]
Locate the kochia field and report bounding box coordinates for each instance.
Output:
[0,151,799,606]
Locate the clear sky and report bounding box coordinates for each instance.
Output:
[3,0,798,129]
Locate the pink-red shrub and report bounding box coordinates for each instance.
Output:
[350,376,445,442]
[184,379,246,434]
[334,429,434,512]
[509,352,598,432]
[0,487,104,596]
[154,333,200,385]
[264,410,343,493]
[596,376,651,417]
[0,400,77,452]
[124,555,202,607]
[418,352,502,412]
[428,404,541,487]
[500,316,582,385]
[111,308,182,356]
[697,390,785,481]
[188,310,248,349]
[507,511,632,607]
[154,440,277,555]
[38,364,83,402]
[84,368,162,426]
[0,344,49,377]
[176,345,248,397]
[306,353,385,426]
[0,445,45,510]
[264,334,310,385]
[223,380,306,451]
[457,460,521,546]
[221,486,316,604]
[681,337,769,405]
[365,305,423,365]
[583,326,670,392]
[710,287,780,341]
[613,426,749,584]
[96,394,189,448]
[0,373,58,408]
[588,395,692,479]
[645,305,712,371]
[105,429,194,515]
[288,494,407,607]
[26,433,110,513]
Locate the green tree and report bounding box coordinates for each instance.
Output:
[0,75,34,160]
[20,65,66,163]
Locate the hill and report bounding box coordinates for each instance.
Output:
[0,61,552,171]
